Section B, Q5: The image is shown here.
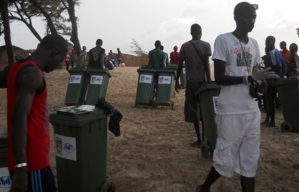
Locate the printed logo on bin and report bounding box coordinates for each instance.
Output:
[75,77,80,81]
[0,176,11,188]
[64,143,74,153]
[55,137,63,154]
[164,77,170,82]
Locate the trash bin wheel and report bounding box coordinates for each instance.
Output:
[100,182,116,192]
[280,121,294,132]
[201,141,209,159]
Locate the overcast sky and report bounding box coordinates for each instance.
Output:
[1,0,299,56]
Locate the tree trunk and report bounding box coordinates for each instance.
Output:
[0,0,15,65]
[29,0,57,35]
[66,0,81,56]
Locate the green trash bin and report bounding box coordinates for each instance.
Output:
[154,69,176,109]
[196,82,221,157]
[85,69,111,105]
[166,63,178,72]
[0,130,10,191]
[180,63,187,88]
[135,68,156,106]
[65,69,90,106]
[49,105,114,192]
[272,77,299,132]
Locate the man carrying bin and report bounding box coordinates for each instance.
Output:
[175,23,212,148]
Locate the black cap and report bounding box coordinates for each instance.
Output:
[234,2,258,16]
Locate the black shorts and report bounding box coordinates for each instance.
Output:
[184,82,204,123]
[10,166,56,192]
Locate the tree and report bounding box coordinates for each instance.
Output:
[0,0,15,64]
[130,38,148,56]
[62,0,81,55]
[8,0,81,54]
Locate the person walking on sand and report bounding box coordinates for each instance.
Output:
[175,23,212,148]
[88,39,106,69]
[160,45,169,67]
[148,40,164,70]
[261,36,285,127]
[196,2,278,192]
[279,41,291,62]
[117,48,122,67]
[4,34,68,192]
[170,45,179,65]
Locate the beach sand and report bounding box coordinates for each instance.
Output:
[0,66,299,192]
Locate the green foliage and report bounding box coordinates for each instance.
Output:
[130,38,148,56]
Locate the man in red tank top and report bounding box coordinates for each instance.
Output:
[3,34,67,192]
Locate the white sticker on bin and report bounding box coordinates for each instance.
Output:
[55,134,77,161]
[213,96,218,114]
[0,167,11,191]
[139,75,152,83]
[158,76,171,84]
[69,75,82,84]
[90,75,103,85]
[183,68,186,74]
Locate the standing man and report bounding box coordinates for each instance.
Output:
[175,24,211,148]
[5,34,68,192]
[196,3,278,192]
[160,45,169,67]
[279,41,291,62]
[117,48,122,67]
[261,36,284,127]
[170,45,179,65]
[88,39,105,69]
[76,46,87,68]
[148,40,164,69]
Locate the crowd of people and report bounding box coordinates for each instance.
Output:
[63,41,123,71]
[1,1,299,192]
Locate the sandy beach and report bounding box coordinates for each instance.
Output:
[0,66,299,192]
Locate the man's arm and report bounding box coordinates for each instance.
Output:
[175,58,184,92]
[204,55,211,82]
[12,66,43,165]
[214,59,253,85]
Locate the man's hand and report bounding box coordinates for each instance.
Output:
[10,168,27,192]
[251,64,279,81]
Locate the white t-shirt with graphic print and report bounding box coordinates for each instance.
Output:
[212,33,263,115]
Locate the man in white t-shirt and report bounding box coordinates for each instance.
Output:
[196,2,278,192]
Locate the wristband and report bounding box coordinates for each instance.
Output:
[245,76,249,85]
[15,163,27,168]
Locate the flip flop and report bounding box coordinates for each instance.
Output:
[190,141,201,148]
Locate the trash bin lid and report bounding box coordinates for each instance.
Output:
[272,77,299,86]
[50,105,107,127]
[196,82,221,94]
[156,69,176,75]
[68,68,90,75]
[137,68,156,73]
[88,69,111,77]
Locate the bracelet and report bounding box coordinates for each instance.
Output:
[15,163,27,168]
[246,76,250,85]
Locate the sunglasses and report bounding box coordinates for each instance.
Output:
[251,4,258,10]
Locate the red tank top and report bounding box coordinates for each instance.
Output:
[7,59,50,171]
